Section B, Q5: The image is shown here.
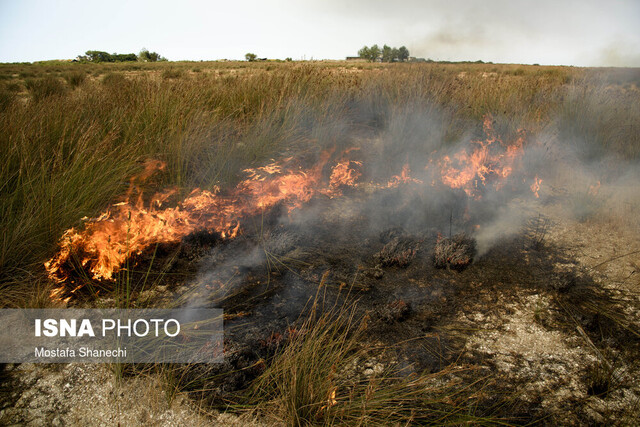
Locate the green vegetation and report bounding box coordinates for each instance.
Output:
[63,70,87,87]
[24,75,67,101]
[359,44,409,62]
[76,48,166,63]
[358,44,380,62]
[138,48,166,62]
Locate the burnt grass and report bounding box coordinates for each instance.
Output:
[54,190,639,424]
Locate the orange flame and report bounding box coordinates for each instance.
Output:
[438,116,525,198]
[45,151,362,288]
[530,175,542,198]
[386,164,423,188]
[326,160,362,194]
[46,116,539,298]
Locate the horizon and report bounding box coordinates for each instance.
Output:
[1,0,639,67]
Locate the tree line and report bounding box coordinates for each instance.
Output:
[77,48,167,63]
[357,45,410,62]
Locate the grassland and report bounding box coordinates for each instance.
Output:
[2,60,638,302]
[1,59,639,424]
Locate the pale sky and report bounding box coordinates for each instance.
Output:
[1,0,639,66]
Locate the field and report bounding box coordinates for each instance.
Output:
[1,60,639,425]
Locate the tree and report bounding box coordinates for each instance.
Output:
[391,47,400,62]
[79,50,139,63]
[369,44,381,62]
[382,45,393,62]
[358,46,370,61]
[84,50,113,63]
[397,46,410,62]
[358,45,381,62]
[245,53,257,62]
[113,53,137,62]
[139,48,166,62]
[358,44,407,62]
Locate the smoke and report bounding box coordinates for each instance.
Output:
[185,72,640,308]
[585,41,640,68]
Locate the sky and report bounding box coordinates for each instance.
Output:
[0,0,639,66]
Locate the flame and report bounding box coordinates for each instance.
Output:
[530,175,542,198]
[438,116,525,198]
[588,181,601,196]
[46,115,540,299]
[386,164,423,188]
[326,160,362,194]
[46,151,363,290]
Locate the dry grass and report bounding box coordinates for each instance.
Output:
[224,282,504,425]
[0,60,638,303]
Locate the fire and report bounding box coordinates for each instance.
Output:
[327,160,362,193]
[45,152,363,289]
[386,164,423,187]
[530,175,542,198]
[46,114,541,299]
[437,116,525,198]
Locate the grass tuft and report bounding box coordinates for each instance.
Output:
[63,70,87,88]
[24,75,67,101]
[243,282,503,425]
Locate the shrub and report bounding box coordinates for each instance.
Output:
[161,68,183,79]
[63,70,87,88]
[24,76,67,101]
[4,82,22,92]
[102,72,126,86]
[0,87,15,111]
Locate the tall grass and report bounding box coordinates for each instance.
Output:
[244,283,503,425]
[63,70,87,88]
[24,75,67,101]
[0,61,638,302]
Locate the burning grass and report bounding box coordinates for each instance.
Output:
[42,112,547,302]
[1,61,639,294]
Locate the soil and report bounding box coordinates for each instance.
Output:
[0,363,265,426]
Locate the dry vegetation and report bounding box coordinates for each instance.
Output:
[1,60,639,425]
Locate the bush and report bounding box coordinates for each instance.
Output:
[4,82,22,92]
[161,68,183,79]
[24,76,67,101]
[0,87,15,111]
[63,71,87,88]
[101,72,126,87]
